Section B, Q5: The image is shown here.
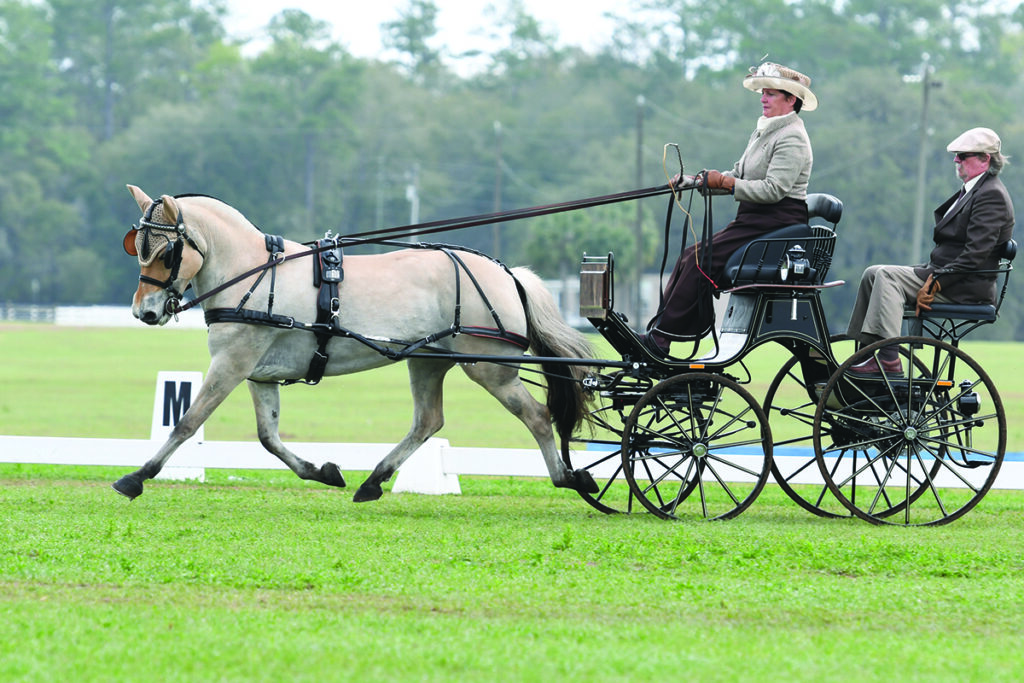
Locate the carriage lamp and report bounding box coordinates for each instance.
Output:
[958,379,982,423]
[779,244,810,282]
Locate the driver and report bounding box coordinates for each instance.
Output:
[644,61,817,357]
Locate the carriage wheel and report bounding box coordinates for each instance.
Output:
[561,372,649,514]
[621,373,773,521]
[813,337,1005,526]
[765,341,931,518]
[764,355,851,518]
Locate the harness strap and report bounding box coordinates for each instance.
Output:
[303,238,346,385]
[459,326,530,349]
[204,307,296,329]
[441,248,509,336]
[233,235,286,314]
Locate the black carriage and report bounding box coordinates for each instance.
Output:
[563,192,1017,526]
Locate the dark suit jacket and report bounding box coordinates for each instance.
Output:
[913,172,1015,304]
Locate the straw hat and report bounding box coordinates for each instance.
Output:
[743,62,818,112]
[946,127,1001,155]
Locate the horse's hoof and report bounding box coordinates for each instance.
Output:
[112,474,144,500]
[353,482,383,503]
[319,462,346,488]
[572,469,599,494]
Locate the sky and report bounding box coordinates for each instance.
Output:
[223,0,633,60]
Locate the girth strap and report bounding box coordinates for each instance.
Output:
[303,238,345,385]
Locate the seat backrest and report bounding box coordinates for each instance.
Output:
[1001,238,1017,262]
[807,193,843,225]
[720,192,842,288]
[721,224,815,287]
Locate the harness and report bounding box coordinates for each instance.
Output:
[202,236,530,385]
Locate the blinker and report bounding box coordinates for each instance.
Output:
[123,227,139,256]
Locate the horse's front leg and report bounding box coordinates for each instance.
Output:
[247,380,345,488]
[112,358,250,500]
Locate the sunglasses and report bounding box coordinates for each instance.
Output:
[954,152,988,162]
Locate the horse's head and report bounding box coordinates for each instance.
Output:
[124,185,208,325]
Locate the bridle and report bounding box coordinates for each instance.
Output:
[123,198,205,316]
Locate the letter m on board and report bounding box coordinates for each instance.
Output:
[162,380,192,427]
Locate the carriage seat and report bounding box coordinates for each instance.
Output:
[721,192,843,288]
[905,239,1016,342]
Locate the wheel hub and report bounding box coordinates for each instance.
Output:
[691,443,709,459]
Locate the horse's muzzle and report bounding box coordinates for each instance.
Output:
[139,309,163,325]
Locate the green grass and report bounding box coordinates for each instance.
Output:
[1,323,1022,450]
[2,465,1024,681]
[3,324,1024,680]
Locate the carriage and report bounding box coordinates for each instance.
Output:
[118,179,1016,526]
[566,190,1016,525]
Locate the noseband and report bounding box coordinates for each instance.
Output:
[123,198,205,315]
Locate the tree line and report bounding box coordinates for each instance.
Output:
[1,0,1022,339]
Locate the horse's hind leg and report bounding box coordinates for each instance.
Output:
[248,380,346,488]
[353,359,451,502]
[462,363,595,493]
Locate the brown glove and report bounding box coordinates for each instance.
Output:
[915,274,941,316]
[704,170,736,193]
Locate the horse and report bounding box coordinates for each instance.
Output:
[114,185,599,503]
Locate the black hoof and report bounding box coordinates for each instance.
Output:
[353,482,383,503]
[572,469,599,494]
[112,474,144,500]
[318,462,346,488]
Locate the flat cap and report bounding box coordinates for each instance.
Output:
[946,127,1002,154]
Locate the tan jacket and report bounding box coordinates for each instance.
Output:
[725,112,813,204]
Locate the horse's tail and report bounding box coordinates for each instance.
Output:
[511,266,594,438]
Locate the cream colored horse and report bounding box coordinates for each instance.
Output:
[114,185,598,503]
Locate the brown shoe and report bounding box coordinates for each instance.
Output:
[848,356,904,376]
[641,333,670,359]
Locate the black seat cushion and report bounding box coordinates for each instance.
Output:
[916,303,997,322]
[722,224,813,287]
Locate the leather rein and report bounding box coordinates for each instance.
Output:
[131,184,675,317]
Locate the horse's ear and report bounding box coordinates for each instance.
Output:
[161,195,180,224]
[127,185,153,213]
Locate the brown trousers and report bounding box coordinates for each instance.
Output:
[651,198,808,339]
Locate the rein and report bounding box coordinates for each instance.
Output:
[173,184,674,315]
[342,183,673,242]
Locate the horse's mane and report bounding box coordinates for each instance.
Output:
[175,194,263,236]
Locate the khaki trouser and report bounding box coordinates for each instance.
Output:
[846,264,952,341]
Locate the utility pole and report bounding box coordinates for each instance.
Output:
[405,163,420,243]
[904,54,941,264]
[493,120,503,260]
[634,95,645,326]
[375,156,385,231]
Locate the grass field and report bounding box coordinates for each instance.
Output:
[2,323,1024,680]
[2,465,1024,681]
